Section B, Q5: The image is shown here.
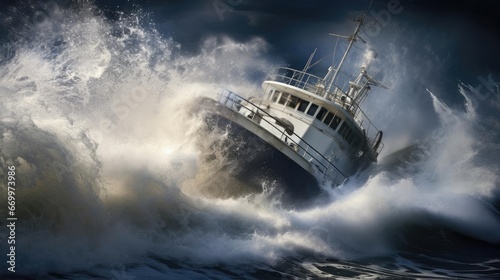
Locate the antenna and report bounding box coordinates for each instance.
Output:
[348,66,391,115]
[303,48,317,72]
[327,1,372,86]
[297,48,317,83]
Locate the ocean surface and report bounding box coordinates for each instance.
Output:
[0,1,499,279]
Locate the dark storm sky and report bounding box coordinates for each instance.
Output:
[1,0,499,104]
[97,0,499,75]
[88,0,499,103]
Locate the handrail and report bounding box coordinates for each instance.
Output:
[217,90,347,180]
[267,67,340,98]
[266,67,383,151]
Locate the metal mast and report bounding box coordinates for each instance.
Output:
[326,2,372,92]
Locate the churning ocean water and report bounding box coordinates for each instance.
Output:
[0,1,499,279]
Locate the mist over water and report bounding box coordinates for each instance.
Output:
[0,1,499,278]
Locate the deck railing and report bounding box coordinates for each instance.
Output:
[217,89,347,184]
[266,67,333,98]
[267,67,383,153]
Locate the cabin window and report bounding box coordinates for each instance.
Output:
[338,122,348,136]
[341,126,352,139]
[338,121,355,145]
[339,122,354,143]
[345,129,354,143]
[271,91,280,102]
[268,90,275,100]
[329,115,341,130]
[287,95,299,108]
[323,112,334,125]
[278,92,289,105]
[315,107,327,121]
[297,100,310,112]
[307,104,319,116]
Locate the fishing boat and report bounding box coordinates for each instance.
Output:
[194,10,388,206]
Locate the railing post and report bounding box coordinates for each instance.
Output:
[304,74,310,89]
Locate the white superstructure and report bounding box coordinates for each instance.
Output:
[214,8,387,187]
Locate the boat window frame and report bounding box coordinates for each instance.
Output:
[297,100,310,112]
[278,92,289,105]
[345,128,354,143]
[271,90,280,103]
[315,107,328,121]
[323,112,334,126]
[267,89,275,101]
[286,95,299,109]
[329,115,342,131]
[269,93,360,146]
[341,126,352,139]
[338,121,348,136]
[306,103,319,116]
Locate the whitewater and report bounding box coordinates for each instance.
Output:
[0,2,499,279]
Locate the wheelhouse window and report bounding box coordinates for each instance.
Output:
[347,133,356,145]
[278,92,289,105]
[271,90,280,102]
[323,112,334,125]
[297,100,309,112]
[286,95,299,108]
[329,115,341,130]
[315,107,327,121]
[338,121,358,145]
[338,122,349,136]
[320,111,342,132]
[267,89,275,100]
[307,104,319,116]
[341,126,352,139]
[345,129,354,143]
